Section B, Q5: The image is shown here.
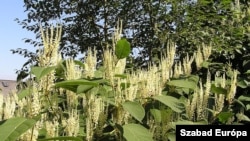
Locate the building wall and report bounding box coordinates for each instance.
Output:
[0,79,17,96]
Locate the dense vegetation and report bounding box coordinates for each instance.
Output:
[0,0,249,141]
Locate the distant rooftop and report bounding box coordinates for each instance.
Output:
[0,79,17,96]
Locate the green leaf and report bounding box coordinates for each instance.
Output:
[38,136,83,141]
[76,85,95,94]
[237,80,248,88]
[153,95,184,113]
[123,124,153,141]
[234,99,245,108]
[174,120,208,125]
[244,70,250,74]
[167,79,197,90]
[246,104,250,110]
[0,117,39,141]
[187,75,199,83]
[238,95,250,102]
[201,61,210,68]
[55,79,98,87]
[122,101,145,122]
[236,113,250,122]
[55,79,99,93]
[17,86,33,100]
[150,109,161,123]
[31,66,57,80]
[218,112,234,124]
[211,84,227,94]
[115,38,131,59]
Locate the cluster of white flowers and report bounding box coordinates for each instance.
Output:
[63,110,79,136]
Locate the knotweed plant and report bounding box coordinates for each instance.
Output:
[0,18,245,141]
[2,92,17,119]
[195,43,212,70]
[214,72,226,114]
[65,58,82,110]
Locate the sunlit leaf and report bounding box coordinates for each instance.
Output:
[211,84,227,94]
[237,80,248,88]
[153,95,184,113]
[167,79,197,90]
[236,113,250,122]
[123,124,153,141]
[122,101,145,122]
[238,95,250,101]
[31,66,57,80]
[17,86,33,100]
[55,80,97,93]
[115,38,131,59]
[0,117,39,141]
[218,112,234,124]
[150,109,161,123]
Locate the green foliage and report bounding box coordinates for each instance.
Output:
[150,109,162,123]
[38,136,83,141]
[5,0,250,140]
[122,101,145,122]
[236,113,250,122]
[211,84,227,94]
[0,117,39,141]
[122,124,154,141]
[31,66,57,80]
[17,86,33,100]
[153,95,184,113]
[54,79,106,93]
[167,79,197,90]
[115,39,131,59]
[217,112,234,124]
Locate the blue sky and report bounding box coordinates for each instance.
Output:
[0,1,35,80]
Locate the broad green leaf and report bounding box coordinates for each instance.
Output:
[234,99,246,108]
[238,95,250,101]
[76,85,95,94]
[122,101,145,122]
[237,80,248,88]
[38,136,83,141]
[55,79,98,87]
[201,61,210,68]
[187,75,199,83]
[17,86,33,100]
[153,95,184,113]
[123,124,153,141]
[115,38,131,59]
[167,79,197,90]
[31,66,57,80]
[150,109,161,123]
[244,70,250,74]
[246,104,250,110]
[211,84,227,94]
[236,113,250,122]
[55,79,99,93]
[171,120,208,130]
[0,117,39,141]
[218,112,234,124]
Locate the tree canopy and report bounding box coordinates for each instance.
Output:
[13,0,250,81]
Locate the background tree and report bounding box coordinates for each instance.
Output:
[13,0,250,81]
